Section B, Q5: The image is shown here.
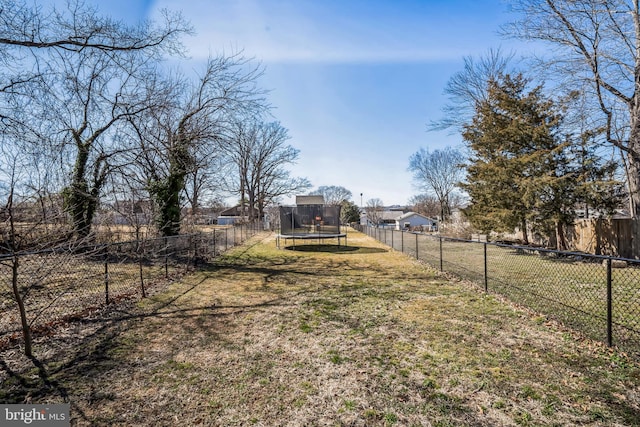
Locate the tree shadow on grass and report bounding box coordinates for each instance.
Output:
[2,248,640,426]
[284,245,387,254]
[0,283,301,424]
[5,233,639,426]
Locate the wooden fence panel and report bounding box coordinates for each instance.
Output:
[567,219,637,259]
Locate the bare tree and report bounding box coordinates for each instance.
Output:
[0,131,71,357]
[0,0,189,55]
[365,198,384,226]
[223,120,309,220]
[0,1,190,238]
[504,0,640,217]
[258,174,312,218]
[246,122,294,220]
[309,185,353,206]
[0,0,189,123]
[127,54,267,236]
[184,155,226,218]
[47,49,155,238]
[1,144,34,356]
[430,47,517,132]
[409,194,441,219]
[249,122,311,218]
[408,147,465,221]
[222,119,257,219]
[0,0,192,357]
[104,171,154,242]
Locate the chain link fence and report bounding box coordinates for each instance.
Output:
[0,223,261,348]
[357,225,640,359]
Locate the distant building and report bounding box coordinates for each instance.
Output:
[360,206,409,228]
[217,205,256,225]
[395,212,437,231]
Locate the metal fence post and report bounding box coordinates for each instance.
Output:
[104,246,109,304]
[139,240,146,298]
[484,243,488,292]
[415,233,419,259]
[193,234,199,266]
[391,229,394,249]
[164,236,169,278]
[607,258,613,347]
[439,237,443,271]
[401,230,404,253]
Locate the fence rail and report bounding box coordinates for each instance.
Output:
[0,223,261,347]
[356,225,640,359]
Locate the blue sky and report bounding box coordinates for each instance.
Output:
[88,0,536,206]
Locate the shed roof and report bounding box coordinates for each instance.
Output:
[396,212,436,222]
[296,195,325,205]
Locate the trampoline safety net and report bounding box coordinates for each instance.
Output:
[279,205,341,236]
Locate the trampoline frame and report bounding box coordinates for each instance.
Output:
[276,232,347,249]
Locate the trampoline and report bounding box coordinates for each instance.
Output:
[277,205,346,249]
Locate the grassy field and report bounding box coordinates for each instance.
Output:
[1,230,639,426]
[0,251,175,339]
[0,230,237,340]
[374,228,640,355]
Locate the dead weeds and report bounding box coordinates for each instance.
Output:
[1,230,639,426]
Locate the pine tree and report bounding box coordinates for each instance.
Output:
[461,75,559,243]
[462,75,625,249]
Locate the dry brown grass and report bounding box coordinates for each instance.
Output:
[1,229,639,426]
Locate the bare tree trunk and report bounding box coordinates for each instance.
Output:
[556,221,567,251]
[249,193,256,221]
[191,180,199,217]
[5,186,33,357]
[11,256,32,357]
[68,143,91,238]
[626,150,640,218]
[240,179,247,222]
[521,217,529,245]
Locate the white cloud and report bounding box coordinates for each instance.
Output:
[151,0,476,64]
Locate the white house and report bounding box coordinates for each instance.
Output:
[395,212,437,231]
[360,209,406,228]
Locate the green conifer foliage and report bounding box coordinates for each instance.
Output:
[461,74,624,248]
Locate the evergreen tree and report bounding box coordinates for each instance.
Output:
[340,200,361,224]
[462,75,625,248]
[461,74,560,244]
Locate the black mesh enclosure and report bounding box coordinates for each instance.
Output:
[279,205,342,235]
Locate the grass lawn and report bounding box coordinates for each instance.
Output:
[1,229,639,426]
[381,229,640,355]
